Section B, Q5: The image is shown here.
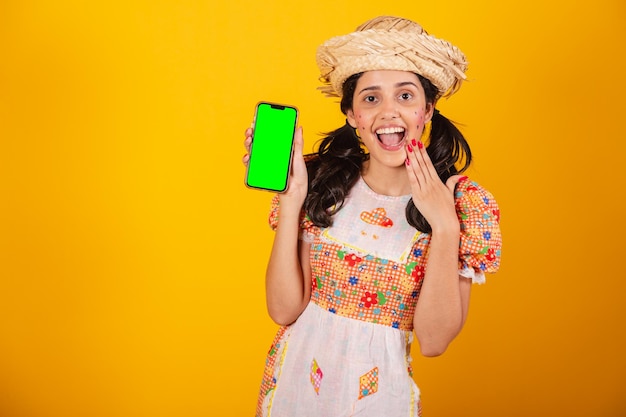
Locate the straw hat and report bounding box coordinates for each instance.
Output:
[316,16,468,99]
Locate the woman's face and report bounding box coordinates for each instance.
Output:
[346,70,434,169]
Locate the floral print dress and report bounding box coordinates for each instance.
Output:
[256,177,501,417]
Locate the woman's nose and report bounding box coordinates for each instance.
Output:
[380,100,399,119]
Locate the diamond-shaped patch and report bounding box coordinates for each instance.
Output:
[358,367,379,399]
[310,359,323,395]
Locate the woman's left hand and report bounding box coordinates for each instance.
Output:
[404,138,465,232]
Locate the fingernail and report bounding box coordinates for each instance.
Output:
[417,140,424,149]
[407,144,413,153]
[411,138,417,147]
[405,158,410,165]
[459,175,468,181]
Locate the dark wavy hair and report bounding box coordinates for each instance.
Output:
[303,72,472,233]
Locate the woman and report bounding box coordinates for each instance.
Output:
[243,16,502,417]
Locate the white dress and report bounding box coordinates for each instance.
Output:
[256,177,502,417]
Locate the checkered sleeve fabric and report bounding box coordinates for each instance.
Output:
[455,180,502,284]
[268,194,320,242]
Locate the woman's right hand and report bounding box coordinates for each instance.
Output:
[242,126,309,207]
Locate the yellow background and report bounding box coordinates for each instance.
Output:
[1,1,625,416]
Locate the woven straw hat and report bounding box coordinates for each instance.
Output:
[316,16,468,99]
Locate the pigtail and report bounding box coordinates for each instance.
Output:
[304,123,367,227]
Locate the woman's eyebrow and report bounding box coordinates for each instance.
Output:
[358,85,381,95]
[358,81,419,95]
[396,81,419,89]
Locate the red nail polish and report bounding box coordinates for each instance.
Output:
[459,175,468,181]
[407,144,413,153]
[405,158,410,165]
[411,138,417,147]
[417,140,424,149]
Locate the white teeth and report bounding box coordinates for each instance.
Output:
[375,127,405,134]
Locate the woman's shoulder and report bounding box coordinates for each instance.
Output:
[455,178,498,207]
[454,178,501,226]
[455,177,501,235]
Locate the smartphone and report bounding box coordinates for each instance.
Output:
[245,102,299,192]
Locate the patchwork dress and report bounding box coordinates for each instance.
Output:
[256,177,501,417]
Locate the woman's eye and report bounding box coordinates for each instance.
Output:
[364,96,376,103]
[400,92,412,100]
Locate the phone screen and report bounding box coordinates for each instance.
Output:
[245,102,298,192]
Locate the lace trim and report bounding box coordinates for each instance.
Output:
[459,266,486,284]
[312,232,426,263]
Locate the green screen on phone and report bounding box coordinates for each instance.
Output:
[246,103,298,192]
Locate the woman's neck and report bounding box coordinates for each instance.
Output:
[361,160,411,196]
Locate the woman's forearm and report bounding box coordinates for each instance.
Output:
[265,200,312,326]
[413,226,470,356]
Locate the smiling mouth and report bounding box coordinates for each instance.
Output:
[375,126,406,151]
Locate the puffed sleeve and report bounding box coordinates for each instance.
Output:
[455,179,502,284]
[268,194,320,242]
